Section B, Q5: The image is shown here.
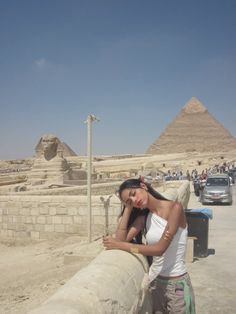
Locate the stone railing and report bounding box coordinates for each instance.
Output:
[27,180,190,313]
[29,250,152,314]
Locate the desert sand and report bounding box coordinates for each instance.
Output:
[0,235,102,314]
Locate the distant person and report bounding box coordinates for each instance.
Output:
[186,170,191,181]
[103,177,195,314]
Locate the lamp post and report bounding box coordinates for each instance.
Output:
[84,114,99,243]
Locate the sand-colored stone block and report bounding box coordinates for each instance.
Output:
[56,207,68,215]
[54,224,65,233]
[37,216,46,224]
[31,231,40,239]
[52,216,62,224]
[186,236,197,263]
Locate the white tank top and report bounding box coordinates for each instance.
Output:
[146,212,187,282]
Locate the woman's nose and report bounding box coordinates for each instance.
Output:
[130,196,137,206]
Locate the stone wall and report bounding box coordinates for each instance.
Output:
[0,195,121,239]
[0,180,190,240]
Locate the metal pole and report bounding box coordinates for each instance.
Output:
[87,115,92,243]
[85,114,99,243]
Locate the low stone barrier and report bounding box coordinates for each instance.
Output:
[0,195,120,239]
[29,250,152,314]
[0,180,190,240]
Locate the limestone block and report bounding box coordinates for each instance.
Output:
[49,207,57,215]
[78,207,86,215]
[62,216,73,224]
[186,236,197,263]
[26,217,33,223]
[69,224,86,235]
[35,224,45,232]
[0,230,8,237]
[8,223,17,230]
[8,207,20,215]
[18,223,27,231]
[18,216,24,223]
[31,231,40,239]
[16,231,28,238]
[37,216,46,224]
[52,216,62,224]
[2,208,8,215]
[25,224,34,232]
[20,208,31,216]
[65,225,77,233]
[39,207,49,215]
[73,216,83,224]
[91,207,104,215]
[40,232,59,239]
[3,215,8,223]
[56,207,68,215]
[31,208,39,216]
[54,224,65,233]
[46,216,52,224]
[93,216,105,225]
[6,215,13,223]
[7,230,14,237]
[67,207,77,216]
[45,224,54,232]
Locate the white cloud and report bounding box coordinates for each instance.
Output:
[34,58,47,68]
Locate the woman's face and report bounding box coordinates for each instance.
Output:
[120,184,149,208]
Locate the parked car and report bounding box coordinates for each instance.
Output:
[201,174,233,205]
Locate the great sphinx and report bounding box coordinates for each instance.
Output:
[27,134,71,187]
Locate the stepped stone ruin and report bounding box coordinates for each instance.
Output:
[146,97,236,154]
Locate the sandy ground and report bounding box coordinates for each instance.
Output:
[1,184,236,314]
[0,235,102,314]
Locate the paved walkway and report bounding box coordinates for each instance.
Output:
[187,184,236,314]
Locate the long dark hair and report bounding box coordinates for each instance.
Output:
[118,178,168,244]
[118,178,168,201]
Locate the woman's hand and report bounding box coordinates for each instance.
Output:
[103,235,122,250]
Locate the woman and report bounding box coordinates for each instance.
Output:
[103,177,195,314]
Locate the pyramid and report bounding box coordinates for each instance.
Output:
[146,97,236,154]
[61,142,77,156]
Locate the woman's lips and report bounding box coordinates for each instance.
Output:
[137,200,142,207]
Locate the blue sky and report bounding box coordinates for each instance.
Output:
[0,0,236,160]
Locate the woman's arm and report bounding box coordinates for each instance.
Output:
[104,201,183,256]
[115,206,145,241]
[115,205,132,241]
[124,215,145,242]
